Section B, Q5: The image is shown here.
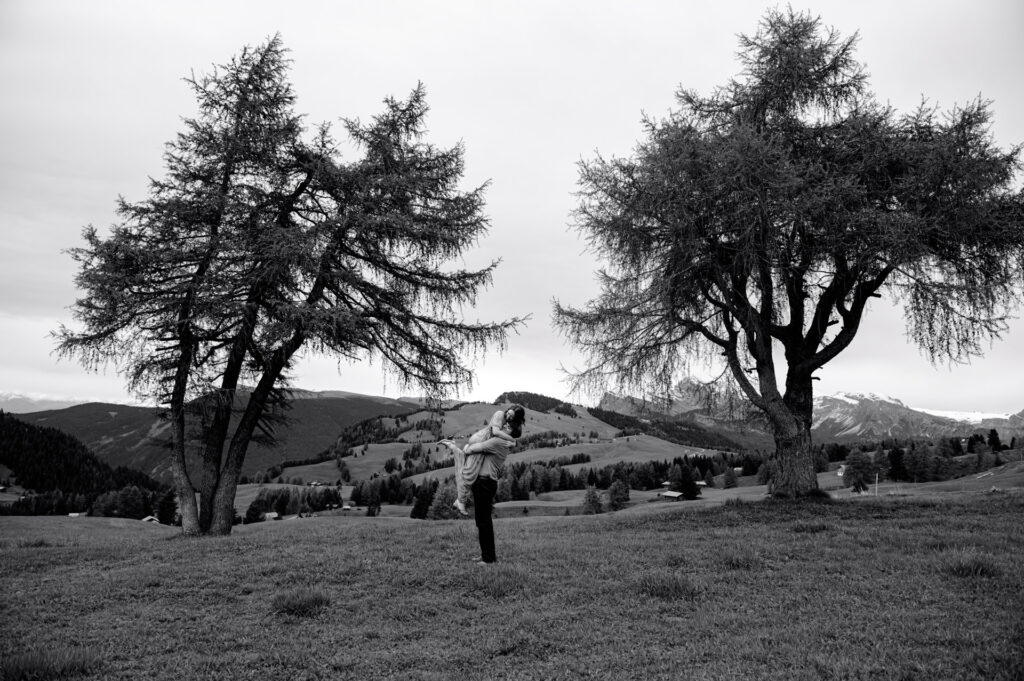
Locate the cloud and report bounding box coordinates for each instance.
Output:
[1,0,1022,412]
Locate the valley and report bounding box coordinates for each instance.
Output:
[2,388,1022,526]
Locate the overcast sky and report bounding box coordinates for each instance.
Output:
[1,0,1022,414]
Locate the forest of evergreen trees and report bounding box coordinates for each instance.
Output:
[825,431,1017,492]
[586,406,744,451]
[493,391,566,413]
[333,449,757,520]
[0,411,171,519]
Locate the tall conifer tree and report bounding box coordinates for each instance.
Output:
[555,10,1023,497]
[57,37,522,535]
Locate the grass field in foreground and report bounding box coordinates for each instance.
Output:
[2,491,1023,681]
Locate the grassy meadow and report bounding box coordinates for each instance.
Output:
[2,489,1023,680]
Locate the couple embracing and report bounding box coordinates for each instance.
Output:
[439,404,526,565]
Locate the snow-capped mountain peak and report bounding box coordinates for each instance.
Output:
[825,391,906,407]
[0,392,86,414]
[812,391,1022,441]
[913,408,1013,425]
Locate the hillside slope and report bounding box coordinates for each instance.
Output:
[0,411,162,497]
[23,392,416,479]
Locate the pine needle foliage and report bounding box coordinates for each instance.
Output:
[55,36,523,535]
[555,9,1024,498]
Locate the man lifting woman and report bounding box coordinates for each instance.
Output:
[439,404,526,564]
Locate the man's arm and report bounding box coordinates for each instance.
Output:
[465,436,510,455]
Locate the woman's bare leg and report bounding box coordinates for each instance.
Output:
[439,440,470,514]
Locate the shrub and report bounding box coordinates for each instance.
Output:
[427,482,461,520]
[553,403,578,418]
[244,497,267,524]
[939,549,1002,579]
[581,487,603,514]
[409,482,436,519]
[633,570,702,601]
[271,587,331,617]
[723,467,738,489]
[607,480,630,511]
[844,450,873,493]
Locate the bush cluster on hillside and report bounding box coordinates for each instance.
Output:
[494,391,562,412]
[494,391,577,417]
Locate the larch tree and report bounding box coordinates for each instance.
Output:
[554,9,1023,497]
[56,36,523,535]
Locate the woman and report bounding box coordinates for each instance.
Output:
[439,404,526,564]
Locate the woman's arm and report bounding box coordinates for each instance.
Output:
[488,428,516,443]
[488,410,505,429]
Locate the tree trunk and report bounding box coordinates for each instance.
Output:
[767,373,820,497]
[169,442,200,535]
[768,423,819,497]
[209,461,242,535]
[169,398,200,536]
[208,362,289,535]
[198,439,220,533]
[198,392,234,533]
[199,308,257,532]
[169,331,202,535]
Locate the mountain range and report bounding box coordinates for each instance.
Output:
[4,388,1021,481]
[811,392,1023,441]
[599,389,1023,444]
[0,392,86,414]
[10,390,419,480]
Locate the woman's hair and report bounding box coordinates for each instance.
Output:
[507,404,526,438]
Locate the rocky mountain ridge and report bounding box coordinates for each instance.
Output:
[601,389,1024,443]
